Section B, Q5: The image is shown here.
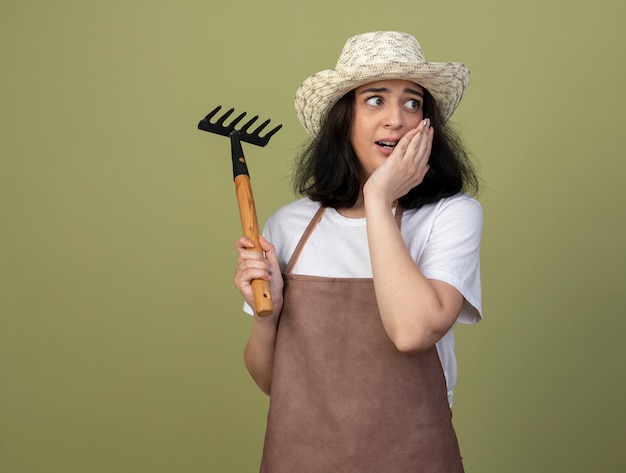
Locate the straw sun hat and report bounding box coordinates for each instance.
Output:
[295,31,470,137]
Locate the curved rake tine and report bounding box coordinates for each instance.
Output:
[239,115,259,134]
[197,106,223,129]
[262,123,283,141]
[215,107,235,127]
[203,105,222,121]
[251,118,271,135]
[249,121,283,146]
[228,111,248,130]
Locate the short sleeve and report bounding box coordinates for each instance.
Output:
[419,196,483,324]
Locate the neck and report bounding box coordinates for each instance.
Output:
[337,193,365,218]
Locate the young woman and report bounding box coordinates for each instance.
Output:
[234,31,482,472]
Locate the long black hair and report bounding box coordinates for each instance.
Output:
[293,88,480,209]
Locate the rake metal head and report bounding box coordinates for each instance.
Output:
[198,105,282,147]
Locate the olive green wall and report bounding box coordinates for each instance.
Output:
[1,0,624,471]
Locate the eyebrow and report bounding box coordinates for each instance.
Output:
[358,87,424,98]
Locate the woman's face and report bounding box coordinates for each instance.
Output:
[350,79,424,179]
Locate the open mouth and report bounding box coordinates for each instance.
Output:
[376,141,398,149]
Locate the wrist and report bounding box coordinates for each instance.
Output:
[363,189,396,213]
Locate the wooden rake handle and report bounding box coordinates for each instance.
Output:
[198,108,281,318]
[234,174,273,317]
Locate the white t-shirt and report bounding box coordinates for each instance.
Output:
[246,194,483,405]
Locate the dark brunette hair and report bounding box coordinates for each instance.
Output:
[293,88,480,209]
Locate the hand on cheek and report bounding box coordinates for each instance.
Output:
[384,118,433,197]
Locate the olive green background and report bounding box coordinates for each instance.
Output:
[1,0,624,471]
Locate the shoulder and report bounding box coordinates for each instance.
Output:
[263,198,321,266]
[439,193,482,213]
[428,193,482,218]
[401,193,483,256]
[417,193,482,229]
[404,193,482,228]
[265,198,321,231]
[435,193,483,229]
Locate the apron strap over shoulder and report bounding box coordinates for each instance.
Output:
[284,205,326,275]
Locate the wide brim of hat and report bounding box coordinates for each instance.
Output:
[295,61,469,136]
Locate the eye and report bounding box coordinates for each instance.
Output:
[365,96,383,107]
[404,98,422,111]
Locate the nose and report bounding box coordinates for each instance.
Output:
[383,104,403,129]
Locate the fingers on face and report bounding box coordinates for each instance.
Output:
[403,125,431,165]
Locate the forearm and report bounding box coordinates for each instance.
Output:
[365,196,462,353]
[235,235,284,394]
[243,314,279,395]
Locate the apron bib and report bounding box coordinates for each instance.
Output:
[260,206,464,473]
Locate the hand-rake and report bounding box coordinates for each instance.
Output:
[198,106,282,317]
